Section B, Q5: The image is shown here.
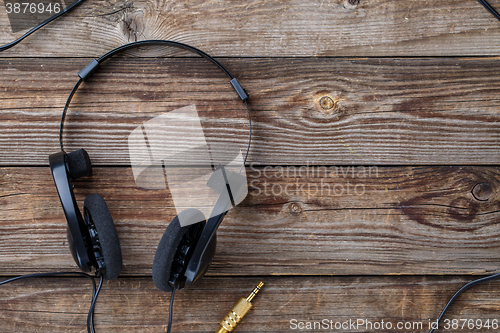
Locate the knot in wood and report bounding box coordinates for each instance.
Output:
[319,96,335,110]
[472,182,493,201]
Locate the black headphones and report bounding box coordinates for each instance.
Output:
[48,40,251,292]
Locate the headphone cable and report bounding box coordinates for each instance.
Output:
[430,1,500,319]
[0,0,86,52]
[166,287,176,333]
[0,271,99,332]
[429,271,500,332]
[478,0,500,21]
[239,99,252,174]
[87,274,104,333]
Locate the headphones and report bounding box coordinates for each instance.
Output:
[49,40,251,292]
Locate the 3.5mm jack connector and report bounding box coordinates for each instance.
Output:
[215,281,264,333]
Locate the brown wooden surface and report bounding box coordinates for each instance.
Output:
[1,166,500,276]
[1,57,500,166]
[2,0,500,331]
[1,0,500,57]
[1,276,500,333]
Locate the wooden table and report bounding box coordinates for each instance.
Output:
[1,0,500,332]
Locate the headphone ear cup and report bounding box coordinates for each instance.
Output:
[83,193,122,280]
[153,209,205,292]
[66,149,92,180]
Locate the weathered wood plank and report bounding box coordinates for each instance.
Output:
[1,275,499,332]
[1,0,500,57]
[1,57,500,166]
[1,166,499,276]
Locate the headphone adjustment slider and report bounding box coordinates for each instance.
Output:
[78,59,100,81]
[230,78,248,101]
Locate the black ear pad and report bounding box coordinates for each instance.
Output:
[67,149,92,180]
[83,194,122,280]
[153,209,206,292]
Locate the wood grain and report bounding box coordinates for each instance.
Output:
[1,57,500,166]
[1,166,500,276]
[2,0,500,329]
[1,0,500,57]
[1,275,499,332]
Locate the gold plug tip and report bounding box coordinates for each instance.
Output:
[245,281,264,302]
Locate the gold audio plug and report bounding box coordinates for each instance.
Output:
[215,281,264,333]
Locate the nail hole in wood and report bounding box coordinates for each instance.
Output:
[290,203,302,214]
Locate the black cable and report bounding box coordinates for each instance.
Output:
[166,287,176,333]
[428,3,500,327]
[0,271,96,290]
[429,272,500,333]
[0,271,98,331]
[0,0,86,52]
[478,0,500,22]
[95,40,234,79]
[240,99,252,174]
[59,77,83,152]
[87,274,104,333]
